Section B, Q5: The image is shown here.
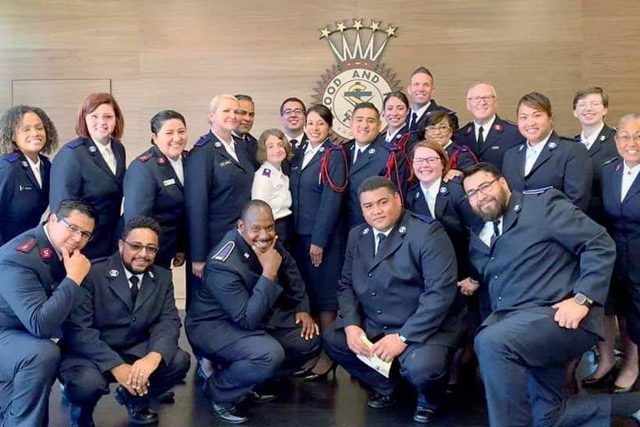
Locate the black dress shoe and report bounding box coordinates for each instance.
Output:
[413,406,437,424]
[247,390,277,404]
[367,392,396,409]
[69,404,95,427]
[581,367,617,389]
[211,402,248,424]
[114,386,159,425]
[303,363,337,382]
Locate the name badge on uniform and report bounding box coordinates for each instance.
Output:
[19,184,34,192]
[491,145,500,150]
[163,178,176,186]
[219,160,232,167]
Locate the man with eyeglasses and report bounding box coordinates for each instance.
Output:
[0,199,94,426]
[59,216,190,426]
[279,97,307,149]
[454,82,524,170]
[459,162,640,426]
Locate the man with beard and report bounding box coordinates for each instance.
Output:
[186,200,320,424]
[0,199,94,427]
[60,216,190,427]
[459,162,640,426]
[233,94,260,170]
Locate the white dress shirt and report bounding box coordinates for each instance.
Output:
[94,140,117,174]
[524,133,552,176]
[420,178,442,218]
[579,123,605,151]
[252,161,293,220]
[168,157,184,185]
[24,155,42,188]
[621,162,640,202]
[479,216,503,247]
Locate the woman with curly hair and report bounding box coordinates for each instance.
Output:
[0,105,58,244]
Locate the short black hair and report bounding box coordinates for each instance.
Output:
[121,216,161,240]
[352,102,380,119]
[357,176,397,199]
[240,199,273,221]
[55,200,97,223]
[279,97,306,116]
[235,94,254,104]
[461,162,502,183]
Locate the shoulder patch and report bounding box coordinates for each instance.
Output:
[138,151,153,162]
[493,123,503,132]
[465,125,472,134]
[2,152,20,163]
[194,137,210,148]
[157,156,166,165]
[16,239,37,254]
[212,241,235,262]
[522,186,554,195]
[68,139,85,149]
[262,168,271,177]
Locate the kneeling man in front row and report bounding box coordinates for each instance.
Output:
[60,216,190,426]
[186,200,321,424]
[324,176,465,424]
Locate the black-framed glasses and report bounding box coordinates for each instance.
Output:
[465,178,499,200]
[413,156,441,165]
[124,240,159,255]
[425,124,451,133]
[467,95,496,103]
[282,108,305,117]
[615,134,640,144]
[59,216,93,241]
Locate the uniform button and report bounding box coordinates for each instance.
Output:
[383,325,388,330]
[376,309,382,314]
[498,296,502,301]
[494,275,498,279]
[368,273,372,278]
[371,291,377,296]
[490,256,495,260]
[132,316,136,323]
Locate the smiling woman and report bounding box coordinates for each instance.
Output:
[0,105,58,244]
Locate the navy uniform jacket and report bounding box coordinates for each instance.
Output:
[444,141,478,171]
[468,190,615,338]
[345,136,410,227]
[184,131,254,263]
[336,210,464,347]
[123,146,186,267]
[575,125,619,224]
[0,225,80,339]
[454,116,525,170]
[406,179,480,279]
[233,132,259,171]
[0,152,51,245]
[186,229,311,354]
[61,253,181,373]
[407,100,460,133]
[602,159,640,284]
[50,137,126,259]
[380,124,421,155]
[502,132,593,211]
[290,139,346,247]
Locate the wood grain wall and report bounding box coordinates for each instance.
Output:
[1,0,637,305]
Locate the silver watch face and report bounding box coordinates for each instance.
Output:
[574,293,586,304]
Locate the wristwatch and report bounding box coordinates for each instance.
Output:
[574,292,593,308]
[397,334,407,343]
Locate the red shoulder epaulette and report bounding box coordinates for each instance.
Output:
[16,239,37,254]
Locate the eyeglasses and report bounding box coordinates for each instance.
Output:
[425,124,451,134]
[575,101,603,110]
[413,156,441,165]
[467,95,496,103]
[615,134,640,144]
[282,108,305,117]
[124,240,159,255]
[465,178,499,200]
[59,217,93,241]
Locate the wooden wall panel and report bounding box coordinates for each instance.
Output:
[1,0,638,306]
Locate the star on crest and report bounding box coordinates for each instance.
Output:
[369,20,380,31]
[336,21,346,32]
[320,27,331,39]
[352,19,363,30]
[385,25,397,37]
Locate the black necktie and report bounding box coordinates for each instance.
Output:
[290,139,298,147]
[130,275,140,304]
[410,112,418,131]
[490,220,501,245]
[375,233,386,255]
[477,126,485,146]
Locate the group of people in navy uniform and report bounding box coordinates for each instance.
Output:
[0,64,640,427]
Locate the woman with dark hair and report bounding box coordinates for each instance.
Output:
[50,92,126,259]
[123,110,188,269]
[290,104,347,380]
[502,91,593,211]
[0,105,58,244]
[424,110,477,172]
[382,91,419,152]
[251,128,295,246]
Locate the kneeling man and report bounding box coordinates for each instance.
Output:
[60,216,190,426]
[324,176,465,424]
[186,200,320,424]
